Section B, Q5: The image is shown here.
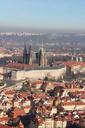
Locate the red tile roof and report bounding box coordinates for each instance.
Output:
[64,102,85,105]
[0,117,8,122]
[64,61,85,67]
[5,62,38,69]
[14,108,25,118]
[0,125,11,128]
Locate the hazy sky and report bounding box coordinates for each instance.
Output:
[0,0,85,32]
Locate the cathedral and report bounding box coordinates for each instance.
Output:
[23,44,33,65]
[23,44,47,67]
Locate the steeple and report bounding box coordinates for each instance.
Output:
[29,44,32,55]
[28,44,33,65]
[38,48,42,66]
[23,43,28,64]
[38,40,47,67]
[23,43,27,54]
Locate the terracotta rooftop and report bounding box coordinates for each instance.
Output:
[64,61,85,67]
[5,62,38,69]
[0,125,11,128]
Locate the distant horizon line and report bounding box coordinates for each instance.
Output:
[0,30,85,33]
[0,27,85,33]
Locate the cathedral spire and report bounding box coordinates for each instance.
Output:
[23,42,27,55]
[28,44,33,65]
[23,43,28,64]
[38,41,47,67]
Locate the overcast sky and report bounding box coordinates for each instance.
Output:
[0,0,85,32]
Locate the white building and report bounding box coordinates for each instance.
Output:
[11,68,66,81]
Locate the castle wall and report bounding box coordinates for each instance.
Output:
[11,68,66,81]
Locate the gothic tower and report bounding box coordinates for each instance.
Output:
[38,43,47,67]
[28,45,33,65]
[23,44,28,64]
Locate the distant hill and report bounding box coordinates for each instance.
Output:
[0,32,85,49]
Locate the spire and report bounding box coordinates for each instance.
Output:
[38,41,47,67]
[29,44,32,54]
[28,43,33,65]
[42,40,45,67]
[23,43,28,64]
[41,40,44,52]
[42,40,44,48]
[38,40,44,67]
[23,42,27,55]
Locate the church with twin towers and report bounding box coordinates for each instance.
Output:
[23,43,47,67]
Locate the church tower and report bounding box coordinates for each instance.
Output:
[38,42,47,67]
[28,45,33,65]
[23,43,28,64]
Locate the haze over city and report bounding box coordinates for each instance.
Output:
[0,0,85,32]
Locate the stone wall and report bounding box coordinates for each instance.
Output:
[12,68,66,81]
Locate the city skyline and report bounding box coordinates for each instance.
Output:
[0,0,85,32]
